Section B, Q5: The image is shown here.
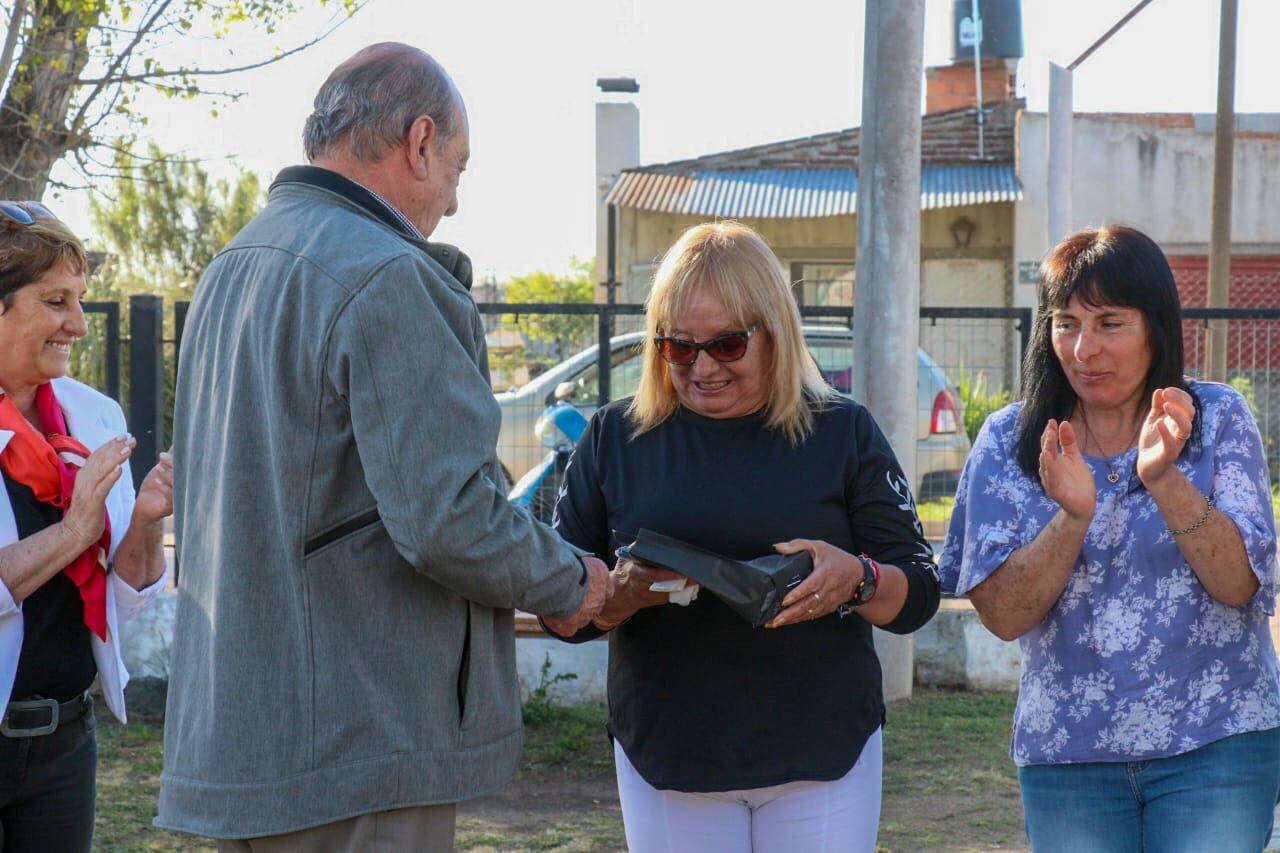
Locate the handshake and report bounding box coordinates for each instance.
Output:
[540,554,695,637]
[540,556,614,637]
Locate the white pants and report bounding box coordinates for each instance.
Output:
[613,727,883,853]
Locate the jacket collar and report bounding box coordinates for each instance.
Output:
[270,166,474,291]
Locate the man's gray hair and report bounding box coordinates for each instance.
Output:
[303,44,460,163]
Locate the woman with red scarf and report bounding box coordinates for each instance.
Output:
[0,202,172,852]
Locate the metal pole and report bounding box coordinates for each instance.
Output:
[607,203,619,305]
[970,0,985,160]
[1068,0,1158,72]
[855,0,925,703]
[597,306,611,408]
[1047,63,1074,251]
[128,295,165,492]
[1205,0,1238,383]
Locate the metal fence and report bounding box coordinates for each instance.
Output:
[83,299,1280,536]
[483,302,1032,509]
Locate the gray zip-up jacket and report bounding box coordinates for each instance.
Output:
[157,171,588,839]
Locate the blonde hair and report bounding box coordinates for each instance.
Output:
[627,221,832,444]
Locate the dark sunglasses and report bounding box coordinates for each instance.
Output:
[0,200,55,226]
[655,325,758,365]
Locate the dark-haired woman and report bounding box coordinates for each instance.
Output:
[940,225,1280,853]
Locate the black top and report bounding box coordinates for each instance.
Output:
[6,473,97,703]
[553,396,940,792]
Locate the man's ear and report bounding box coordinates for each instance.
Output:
[405,114,437,180]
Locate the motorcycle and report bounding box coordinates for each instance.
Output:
[509,381,589,524]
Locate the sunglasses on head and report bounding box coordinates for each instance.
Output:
[654,325,758,365]
[0,201,55,227]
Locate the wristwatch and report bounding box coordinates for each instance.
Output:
[838,553,880,617]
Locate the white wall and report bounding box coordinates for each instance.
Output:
[595,101,641,297]
[1015,111,1280,311]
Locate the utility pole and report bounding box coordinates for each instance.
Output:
[854,0,926,702]
[1206,0,1238,382]
[1046,63,1073,251]
[1047,1,1157,283]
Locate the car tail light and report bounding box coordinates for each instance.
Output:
[931,389,960,434]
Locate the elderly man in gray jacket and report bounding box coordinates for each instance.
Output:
[158,43,611,850]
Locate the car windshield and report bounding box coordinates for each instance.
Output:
[570,343,645,402]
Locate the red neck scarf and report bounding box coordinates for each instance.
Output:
[0,383,110,640]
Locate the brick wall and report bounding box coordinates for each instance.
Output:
[925,61,1015,114]
[1170,255,1280,371]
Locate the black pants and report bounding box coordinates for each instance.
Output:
[0,704,97,852]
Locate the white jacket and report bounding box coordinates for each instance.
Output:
[0,376,168,723]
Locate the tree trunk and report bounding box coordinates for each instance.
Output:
[0,1,95,199]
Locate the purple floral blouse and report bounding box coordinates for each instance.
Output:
[939,380,1280,766]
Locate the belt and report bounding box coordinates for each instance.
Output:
[1,691,92,738]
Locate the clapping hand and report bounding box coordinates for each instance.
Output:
[1137,388,1195,487]
[1038,419,1096,522]
[63,435,133,548]
[133,448,174,527]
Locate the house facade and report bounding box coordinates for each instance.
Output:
[599,62,1280,397]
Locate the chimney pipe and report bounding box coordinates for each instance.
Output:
[595,80,640,304]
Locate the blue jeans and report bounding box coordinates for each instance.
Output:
[1018,727,1280,853]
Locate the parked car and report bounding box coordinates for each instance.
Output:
[494,327,970,500]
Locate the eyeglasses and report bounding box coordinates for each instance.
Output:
[0,201,55,226]
[654,326,758,365]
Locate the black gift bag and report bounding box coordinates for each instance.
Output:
[619,528,813,627]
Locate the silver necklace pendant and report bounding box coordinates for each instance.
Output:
[1107,470,1121,484]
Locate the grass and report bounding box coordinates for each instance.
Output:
[916,495,955,524]
[520,701,614,774]
[879,690,1023,852]
[95,690,1026,852]
[95,716,214,852]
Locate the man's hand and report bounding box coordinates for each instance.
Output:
[542,556,613,637]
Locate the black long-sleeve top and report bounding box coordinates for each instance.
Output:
[553,396,940,792]
[6,473,97,703]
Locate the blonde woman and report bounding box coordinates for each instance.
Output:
[545,222,940,852]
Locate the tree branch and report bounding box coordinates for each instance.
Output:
[0,154,39,184]
[70,0,174,134]
[76,3,363,86]
[0,0,30,97]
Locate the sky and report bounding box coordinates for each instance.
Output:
[47,0,1280,282]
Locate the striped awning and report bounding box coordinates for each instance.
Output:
[603,164,1020,218]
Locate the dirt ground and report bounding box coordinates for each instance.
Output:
[457,768,625,852]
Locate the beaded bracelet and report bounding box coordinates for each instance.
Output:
[1169,494,1215,537]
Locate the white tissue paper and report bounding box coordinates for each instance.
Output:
[668,586,699,606]
[649,578,699,606]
